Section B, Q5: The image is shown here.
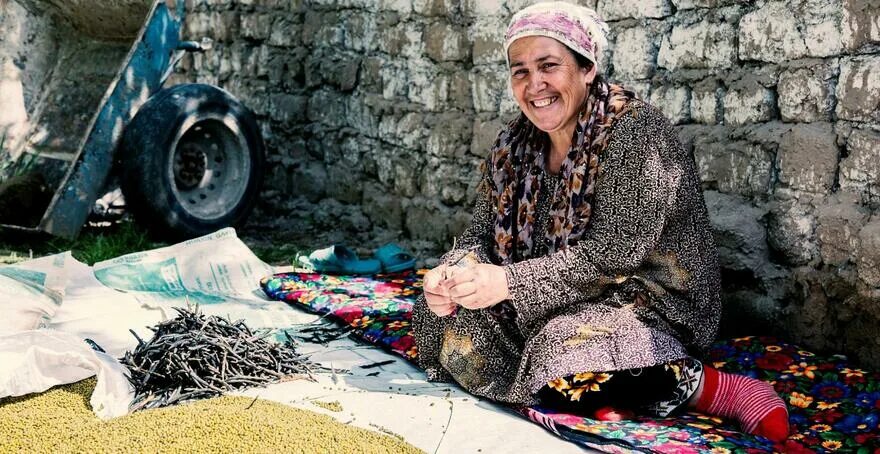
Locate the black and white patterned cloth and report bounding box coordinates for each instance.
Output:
[537,357,704,417]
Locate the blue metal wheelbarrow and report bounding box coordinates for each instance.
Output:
[0,0,265,239]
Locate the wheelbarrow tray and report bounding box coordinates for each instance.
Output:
[0,0,185,239]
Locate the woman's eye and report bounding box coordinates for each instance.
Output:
[541,63,557,70]
[512,69,527,78]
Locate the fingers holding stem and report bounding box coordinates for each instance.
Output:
[424,263,510,316]
[441,264,510,311]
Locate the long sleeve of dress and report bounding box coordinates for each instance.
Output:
[413,169,496,382]
[503,104,684,333]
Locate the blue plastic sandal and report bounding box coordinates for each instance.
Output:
[374,243,417,273]
[298,245,381,275]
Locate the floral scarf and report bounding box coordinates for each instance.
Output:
[486,79,636,265]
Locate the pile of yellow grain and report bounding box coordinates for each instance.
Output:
[0,379,423,453]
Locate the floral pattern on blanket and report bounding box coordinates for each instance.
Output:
[260,271,422,360]
[260,271,880,454]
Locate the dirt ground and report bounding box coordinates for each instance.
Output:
[238,204,446,269]
[0,202,447,268]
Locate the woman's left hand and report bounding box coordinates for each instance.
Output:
[442,264,510,310]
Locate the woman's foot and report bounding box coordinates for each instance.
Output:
[689,366,789,442]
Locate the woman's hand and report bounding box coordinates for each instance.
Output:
[423,265,457,317]
[443,264,510,310]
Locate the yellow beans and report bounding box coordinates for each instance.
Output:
[312,400,343,413]
[0,379,423,454]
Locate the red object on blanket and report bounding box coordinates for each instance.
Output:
[592,406,634,422]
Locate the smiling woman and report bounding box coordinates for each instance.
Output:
[507,36,594,157]
[412,1,791,443]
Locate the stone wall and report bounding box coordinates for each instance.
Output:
[176,0,880,364]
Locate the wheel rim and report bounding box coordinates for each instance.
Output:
[167,114,251,221]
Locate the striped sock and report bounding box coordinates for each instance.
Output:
[693,366,789,442]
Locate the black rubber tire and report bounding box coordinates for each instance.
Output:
[119,83,265,240]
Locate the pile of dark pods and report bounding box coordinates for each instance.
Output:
[121,307,314,411]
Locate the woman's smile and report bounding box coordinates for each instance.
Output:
[531,96,558,108]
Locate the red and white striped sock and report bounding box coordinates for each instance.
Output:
[692,366,789,442]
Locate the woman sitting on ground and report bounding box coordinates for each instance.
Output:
[412,1,789,442]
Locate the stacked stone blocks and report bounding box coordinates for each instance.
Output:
[176,0,880,366]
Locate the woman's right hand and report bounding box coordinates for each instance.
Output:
[423,264,457,317]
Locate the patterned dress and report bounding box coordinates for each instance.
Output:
[413,100,722,408]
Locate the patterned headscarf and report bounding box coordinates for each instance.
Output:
[504,2,609,71]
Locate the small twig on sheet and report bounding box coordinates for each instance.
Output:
[433,399,455,454]
[359,360,396,369]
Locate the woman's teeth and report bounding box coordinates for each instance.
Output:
[532,97,557,108]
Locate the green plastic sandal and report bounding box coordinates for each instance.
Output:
[374,243,417,273]
[299,245,381,275]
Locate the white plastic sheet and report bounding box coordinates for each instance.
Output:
[0,252,69,334]
[0,329,134,419]
[91,227,305,330]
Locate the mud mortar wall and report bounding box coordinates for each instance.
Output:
[173,0,880,366]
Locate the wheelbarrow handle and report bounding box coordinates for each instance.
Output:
[161,38,214,85]
[177,37,213,52]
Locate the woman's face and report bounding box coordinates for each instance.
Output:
[508,36,596,135]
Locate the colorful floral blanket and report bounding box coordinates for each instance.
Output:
[261,271,880,454]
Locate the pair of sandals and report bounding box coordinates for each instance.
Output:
[297,243,416,275]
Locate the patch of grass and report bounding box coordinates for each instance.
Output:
[0,221,166,266]
[0,220,305,267]
[66,222,164,265]
[249,242,308,267]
